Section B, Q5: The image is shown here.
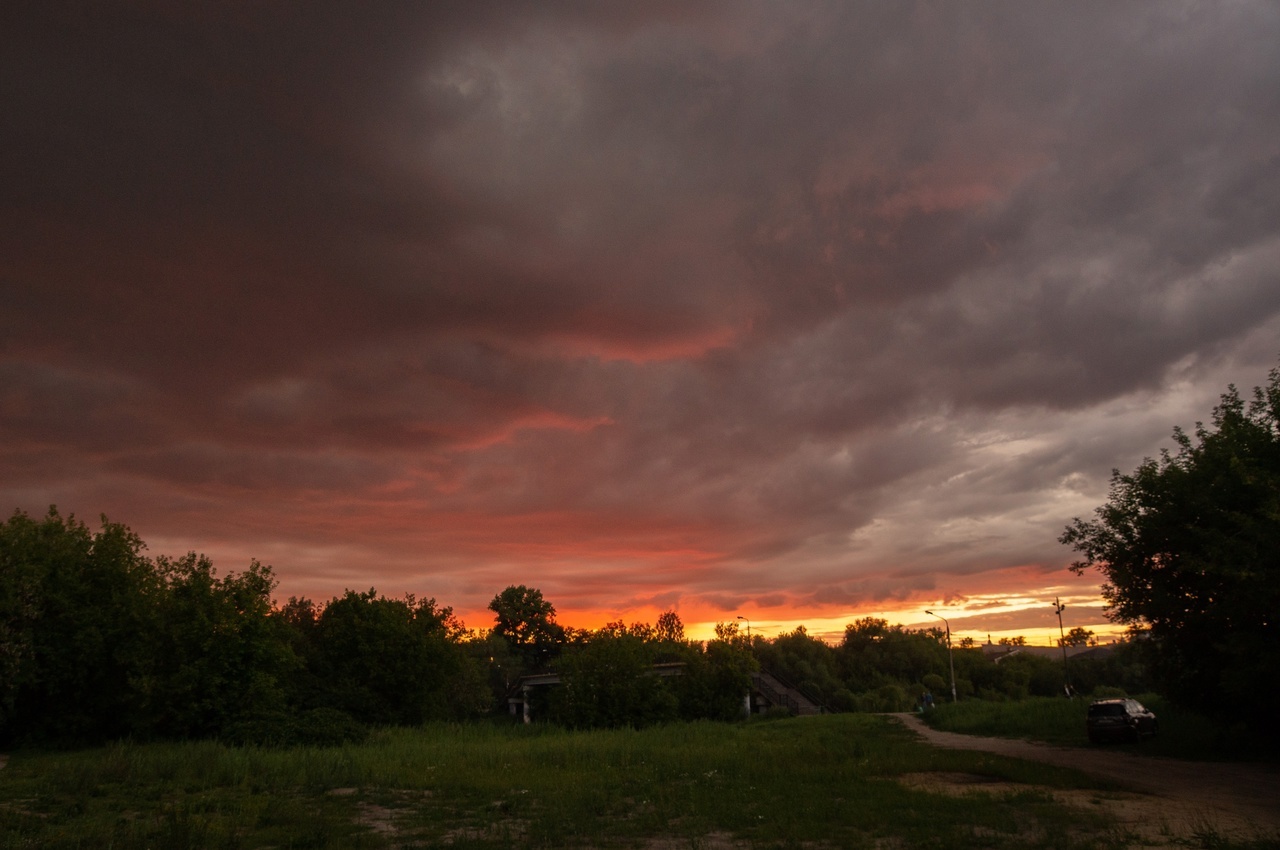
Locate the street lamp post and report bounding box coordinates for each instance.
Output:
[924,610,958,702]
[1054,598,1071,696]
[735,616,753,719]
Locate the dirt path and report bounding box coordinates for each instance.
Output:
[892,713,1280,843]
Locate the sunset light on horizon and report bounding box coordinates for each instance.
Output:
[5,3,1279,648]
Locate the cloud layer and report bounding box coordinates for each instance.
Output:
[4,1,1279,637]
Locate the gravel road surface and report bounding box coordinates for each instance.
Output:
[893,713,1280,843]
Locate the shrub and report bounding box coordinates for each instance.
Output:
[875,683,911,712]
[296,707,368,746]
[222,707,366,747]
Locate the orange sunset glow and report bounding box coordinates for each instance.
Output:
[5,3,1280,643]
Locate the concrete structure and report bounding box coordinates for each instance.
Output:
[980,642,1118,663]
[508,662,687,723]
[749,670,825,716]
[506,663,827,722]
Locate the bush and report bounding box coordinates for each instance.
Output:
[221,710,297,747]
[830,688,858,712]
[875,684,911,712]
[757,706,794,721]
[297,707,368,745]
[549,633,679,729]
[222,707,367,747]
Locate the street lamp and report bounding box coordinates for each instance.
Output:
[735,615,753,718]
[924,610,958,702]
[1054,598,1071,696]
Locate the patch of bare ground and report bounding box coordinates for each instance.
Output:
[435,806,529,846]
[336,788,529,847]
[355,801,398,836]
[637,834,746,850]
[893,713,1280,847]
[897,772,1209,848]
[638,834,839,850]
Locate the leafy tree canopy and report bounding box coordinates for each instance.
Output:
[0,507,156,743]
[1061,366,1280,729]
[1060,627,1094,648]
[0,509,296,744]
[488,584,565,670]
[654,610,685,643]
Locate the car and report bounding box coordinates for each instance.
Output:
[1086,698,1159,743]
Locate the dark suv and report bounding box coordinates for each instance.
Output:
[1086,698,1158,743]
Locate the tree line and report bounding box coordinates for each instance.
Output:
[3,366,1276,746]
[0,510,762,747]
[0,506,1145,748]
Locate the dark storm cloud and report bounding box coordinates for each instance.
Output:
[3,1,1279,624]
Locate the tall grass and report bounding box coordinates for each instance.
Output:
[0,714,1164,849]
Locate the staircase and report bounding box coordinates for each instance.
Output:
[751,670,825,716]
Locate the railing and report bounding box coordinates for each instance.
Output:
[752,669,828,715]
[752,673,802,714]
[764,668,832,714]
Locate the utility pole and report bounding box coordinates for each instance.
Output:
[1054,597,1071,696]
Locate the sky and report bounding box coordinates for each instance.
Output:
[4,1,1279,645]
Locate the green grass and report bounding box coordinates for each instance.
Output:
[0,714,1142,849]
[922,695,1274,762]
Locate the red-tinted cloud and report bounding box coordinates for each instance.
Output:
[4,1,1280,636]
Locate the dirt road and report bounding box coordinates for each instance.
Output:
[892,713,1280,844]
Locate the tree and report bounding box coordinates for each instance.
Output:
[1060,627,1094,648]
[144,553,296,738]
[671,635,757,721]
[0,508,159,745]
[309,590,482,725]
[754,626,841,709]
[838,618,948,692]
[550,629,677,729]
[1061,367,1280,730]
[468,628,522,713]
[488,585,565,670]
[655,610,685,643]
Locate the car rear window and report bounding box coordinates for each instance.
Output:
[1089,703,1125,717]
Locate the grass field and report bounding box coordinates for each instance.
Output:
[921,695,1273,762]
[0,713,1144,850]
